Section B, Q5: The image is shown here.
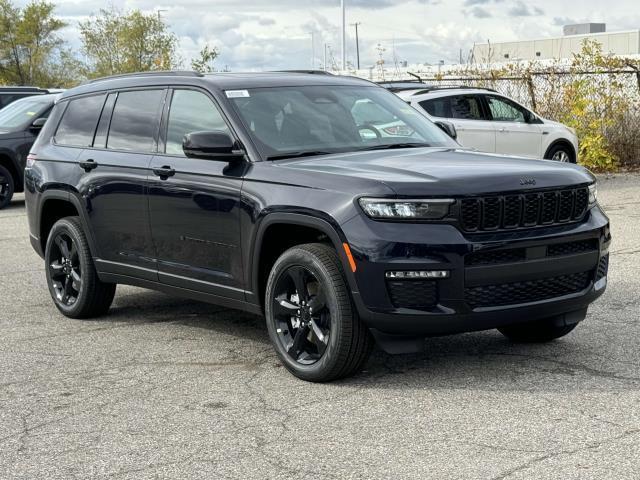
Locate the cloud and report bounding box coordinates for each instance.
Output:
[469,6,492,18]
[508,1,544,17]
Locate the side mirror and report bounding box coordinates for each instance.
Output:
[434,120,457,140]
[30,117,47,130]
[182,131,245,162]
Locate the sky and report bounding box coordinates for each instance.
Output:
[21,0,640,70]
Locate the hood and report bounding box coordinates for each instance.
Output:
[279,147,594,196]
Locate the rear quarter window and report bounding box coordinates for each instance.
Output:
[54,94,106,147]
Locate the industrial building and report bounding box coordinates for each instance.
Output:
[471,24,640,63]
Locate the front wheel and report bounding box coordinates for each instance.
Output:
[265,243,373,382]
[498,312,583,343]
[0,165,15,210]
[45,217,116,319]
[545,144,575,163]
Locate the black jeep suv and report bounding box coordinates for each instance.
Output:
[25,71,610,382]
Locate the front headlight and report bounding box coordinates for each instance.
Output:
[359,198,454,220]
[588,182,597,206]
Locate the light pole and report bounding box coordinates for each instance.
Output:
[341,0,346,71]
[307,30,316,69]
[351,22,361,70]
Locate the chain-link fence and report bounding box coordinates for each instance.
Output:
[379,70,640,168]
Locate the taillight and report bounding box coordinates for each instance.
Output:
[382,125,414,136]
[26,153,37,168]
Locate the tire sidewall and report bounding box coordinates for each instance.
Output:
[546,144,575,163]
[0,165,14,209]
[44,218,91,317]
[265,247,348,380]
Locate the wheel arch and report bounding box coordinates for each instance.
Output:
[0,152,20,192]
[248,213,356,309]
[38,190,99,258]
[544,139,576,162]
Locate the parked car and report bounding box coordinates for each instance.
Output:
[0,93,60,209]
[384,84,579,163]
[25,71,609,382]
[0,86,52,110]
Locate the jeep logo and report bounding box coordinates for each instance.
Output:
[520,178,536,186]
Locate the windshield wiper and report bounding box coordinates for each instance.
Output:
[266,151,335,161]
[354,143,433,152]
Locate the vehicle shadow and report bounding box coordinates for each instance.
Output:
[99,288,632,392]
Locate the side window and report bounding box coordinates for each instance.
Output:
[486,96,527,122]
[107,89,164,152]
[54,94,106,147]
[165,89,230,156]
[420,97,451,118]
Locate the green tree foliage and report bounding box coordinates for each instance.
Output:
[79,8,180,77]
[0,0,80,87]
[190,45,219,73]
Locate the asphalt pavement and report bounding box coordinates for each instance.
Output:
[1,174,639,479]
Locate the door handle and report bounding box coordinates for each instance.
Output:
[153,166,175,180]
[79,159,98,172]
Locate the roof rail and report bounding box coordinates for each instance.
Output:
[380,83,497,94]
[272,70,334,75]
[86,70,204,84]
[0,86,48,92]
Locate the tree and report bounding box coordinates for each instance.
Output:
[79,8,180,78]
[191,45,219,73]
[0,0,78,86]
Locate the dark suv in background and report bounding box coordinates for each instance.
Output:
[25,71,610,382]
[0,93,60,209]
[0,86,51,110]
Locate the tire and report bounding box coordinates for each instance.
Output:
[0,164,15,210]
[44,216,116,319]
[498,314,581,343]
[545,143,575,163]
[265,243,374,382]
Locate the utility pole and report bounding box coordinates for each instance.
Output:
[351,22,361,70]
[307,30,316,69]
[324,43,329,71]
[341,0,346,71]
[157,9,167,21]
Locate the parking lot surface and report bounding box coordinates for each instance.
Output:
[1,175,639,479]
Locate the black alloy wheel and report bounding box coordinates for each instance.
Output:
[48,232,82,306]
[272,265,331,365]
[0,165,14,210]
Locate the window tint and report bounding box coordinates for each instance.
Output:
[420,95,484,120]
[166,90,230,155]
[107,90,164,152]
[486,96,527,122]
[55,94,106,147]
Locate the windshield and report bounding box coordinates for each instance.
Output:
[227,85,457,160]
[0,96,51,130]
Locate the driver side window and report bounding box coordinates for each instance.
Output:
[486,95,528,123]
[166,89,230,156]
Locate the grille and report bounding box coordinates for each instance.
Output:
[596,254,609,281]
[466,249,526,266]
[459,187,589,232]
[548,239,598,257]
[465,271,591,308]
[387,280,437,309]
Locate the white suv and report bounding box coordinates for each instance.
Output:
[387,84,578,163]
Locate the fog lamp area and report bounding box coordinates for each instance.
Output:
[385,270,450,279]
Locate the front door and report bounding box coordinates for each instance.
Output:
[484,94,542,158]
[148,88,245,299]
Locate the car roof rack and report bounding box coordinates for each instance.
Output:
[379,83,497,94]
[272,70,334,75]
[86,70,204,84]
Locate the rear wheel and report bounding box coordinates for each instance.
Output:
[0,165,15,210]
[545,143,575,163]
[265,243,373,382]
[45,217,116,319]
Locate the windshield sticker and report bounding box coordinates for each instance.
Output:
[26,111,36,116]
[225,90,250,98]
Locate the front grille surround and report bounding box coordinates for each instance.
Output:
[459,186,590,232]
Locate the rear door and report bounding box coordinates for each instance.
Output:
[418,94,495,153]
[483,94,542,158]
[73,88,165,280]
[148,87,245,299]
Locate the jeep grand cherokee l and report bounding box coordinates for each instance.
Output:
[25,71,610,382]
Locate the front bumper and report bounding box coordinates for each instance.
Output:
[341,205,610,337]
